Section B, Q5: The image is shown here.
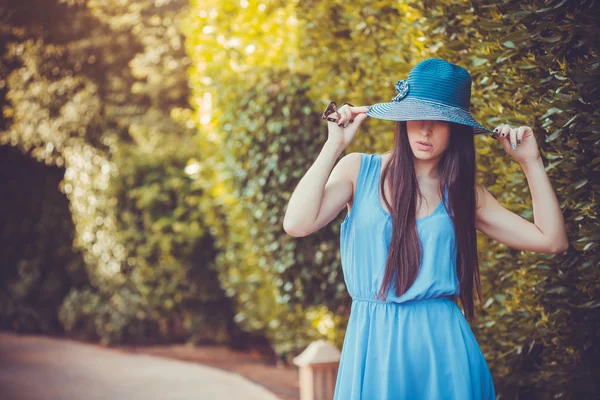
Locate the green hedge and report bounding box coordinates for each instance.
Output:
[412,1,600,396]
[58,133,232,345]
[185,0,599,396]
[0,145,88,333]
[0,0,231,345]
[1,0,598,396]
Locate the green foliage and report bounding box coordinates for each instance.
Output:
[182,0,354,355]
[58,130,231,345]
[409,0,600,397]
[222,69,349,354]
[0,146,88,334]
[0,0,230,344]
[182,0,434,359]
[59,286,150,344]
[1,0,598,396]
[186,0,599,396]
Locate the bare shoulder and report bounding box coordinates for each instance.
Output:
[475,184,499,210]
[474,184,507,224]
[338,152,361,168]
[332,152,362,207]
[475,184,497,215]
[475,184,487,211]
[335,152,362,187]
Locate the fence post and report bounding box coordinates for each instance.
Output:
[292,339,341,400]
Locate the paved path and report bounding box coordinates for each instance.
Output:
[0,332,281,400]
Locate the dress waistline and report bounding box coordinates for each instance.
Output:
[351,295,456,305]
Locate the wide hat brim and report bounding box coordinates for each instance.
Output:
[366,97,494,135]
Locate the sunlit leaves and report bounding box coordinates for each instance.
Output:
[1,0,228,344]
[412,0,599,396]
[184,0,599,392]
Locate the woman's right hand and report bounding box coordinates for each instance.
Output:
[326,105,371,150]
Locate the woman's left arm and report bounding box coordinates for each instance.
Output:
[475,125,569,254]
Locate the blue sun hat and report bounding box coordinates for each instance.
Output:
[366,58,493,135]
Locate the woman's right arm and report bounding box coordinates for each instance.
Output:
[283,142,358,237]
[283,104,369,237]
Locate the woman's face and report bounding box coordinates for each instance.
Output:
[406,119,451,159]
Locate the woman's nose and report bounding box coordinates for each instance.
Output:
[420,122,433,135]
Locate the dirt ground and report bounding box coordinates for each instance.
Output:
[114,340,301,400]
[0,331,298,400]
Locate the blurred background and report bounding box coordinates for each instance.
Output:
[0,0,598,399]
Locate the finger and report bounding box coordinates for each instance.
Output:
[335,108,343,124]
[333,111,341,124]
[327,117,340,126]
[490,126,501,139]
[326,113,339,123]
[352,106,371,114]
[516,126,525,147]
[354,112,369,123]
[509,128,517,150]
[499,124,511,140]
[327,112,340,123]
[338,109,349,126]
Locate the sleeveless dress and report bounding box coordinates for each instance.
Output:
[334,153,496,400]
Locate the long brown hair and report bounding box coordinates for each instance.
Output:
[374,120,483,322]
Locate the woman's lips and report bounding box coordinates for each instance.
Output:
[416,141,433,151]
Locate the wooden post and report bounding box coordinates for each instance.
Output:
[292,339,341,400]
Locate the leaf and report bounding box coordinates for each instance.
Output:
[518,64,538,70]
[510,10,532,18]
[541,107,563,119]
[484,297,494,308]
[545,159,564,171]
[541,35,563,43]
[576,300,600,309]
[546,286,569,295]
[575,234,600,242]
[535,0,567,13]
[573,178,588,190]
[562,115,578,128]
[546,129,563,142]
[521,209,533,219]
[471,56,488,67]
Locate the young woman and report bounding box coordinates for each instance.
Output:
[283,58,568,399]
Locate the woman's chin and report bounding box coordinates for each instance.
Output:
[412,150,439,160]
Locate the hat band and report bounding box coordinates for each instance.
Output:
[404,95,470,113]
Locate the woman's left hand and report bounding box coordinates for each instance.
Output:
[491,124,540,163]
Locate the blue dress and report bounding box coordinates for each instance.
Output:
[334,153,496,400]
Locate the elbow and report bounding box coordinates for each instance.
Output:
[548,240,569,254]
[283,219,307,237]
[284,227,305,237]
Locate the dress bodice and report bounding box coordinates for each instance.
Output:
[340,153,460,302]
